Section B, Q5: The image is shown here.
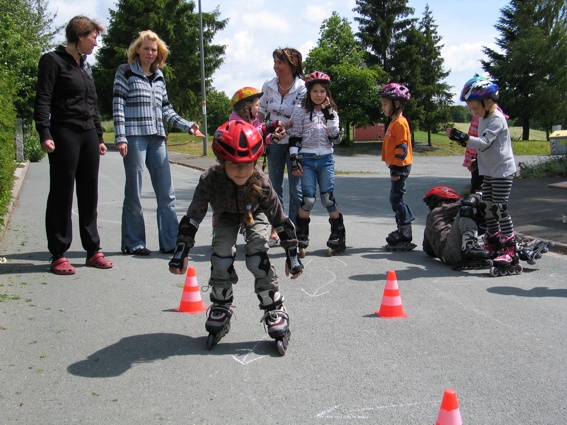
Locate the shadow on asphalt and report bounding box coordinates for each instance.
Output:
[487,286,567,298]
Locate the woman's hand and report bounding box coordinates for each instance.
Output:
[116,142,128,158]
[190,124,205,137]
[41,140,55,153]
[99,142,108,155]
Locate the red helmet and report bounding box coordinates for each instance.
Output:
[213,120,264,162]
[423,186,460,210]
[305,71,331,87]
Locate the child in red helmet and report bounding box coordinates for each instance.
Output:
[168,120,303,355]
[422,186,490,268]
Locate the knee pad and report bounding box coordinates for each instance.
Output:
[320,192,336,208]
[245,251,275,281]
[256,289,284,310]
[301,196,316,211]
[460,205,476,220]
[210,254,237,283]
[490,202,509,222]
[210,286,234,304]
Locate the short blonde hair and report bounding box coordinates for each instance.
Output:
[127,30,169,70]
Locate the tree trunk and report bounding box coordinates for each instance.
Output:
[522,119,530,140]
[427,129,432,147]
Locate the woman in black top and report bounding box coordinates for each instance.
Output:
[34,15,113,275]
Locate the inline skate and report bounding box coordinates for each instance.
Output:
[327,213,346,256]
[205,303,234,350]
[517,239,552,265]
[385,224,416,251]
[489,234,522,276]
[295,216,310,258]
[260,306,291,356]
[452,230,492,271]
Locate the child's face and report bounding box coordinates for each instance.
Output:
[224,161,255,186]
[309,83,328,107]
[380,98,395,117]
[466,99,485,117]
[249,98,260,119]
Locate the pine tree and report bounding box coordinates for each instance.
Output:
[353,0,416,76]
[482,0,567,139]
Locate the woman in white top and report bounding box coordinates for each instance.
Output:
[259,48,306,245]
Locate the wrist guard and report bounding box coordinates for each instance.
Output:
[275,218,298,249]
[285,245,304,276]
[288,136,302,149]
[168,241,191,270]
[449,128,469,147]
[263,120,280,134]
[290,154,299,172]
[322,105,335,121]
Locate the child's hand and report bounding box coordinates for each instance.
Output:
[391,175,400,182]
[169,257,188,275]
[285,262,303,279]
[445,127,453,137]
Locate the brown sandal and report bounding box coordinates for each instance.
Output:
[50,257,76,275]
[85,253,113,269]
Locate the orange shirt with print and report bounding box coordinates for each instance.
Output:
[381,115,413,167]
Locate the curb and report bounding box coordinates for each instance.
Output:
[0,161,30,244]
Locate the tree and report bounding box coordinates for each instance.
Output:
[353,0,416,76]
[204,89,232,131]
[0,0,60,122]
[409,5,452,146]
[304,12,387,142]
[93,0,227,120]
[482,0,567,139]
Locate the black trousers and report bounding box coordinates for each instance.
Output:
[46,125,101,258]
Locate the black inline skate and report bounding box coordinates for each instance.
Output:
[489,234,522,277]
[452,231,492,271]
[327,213,346,256]
[260,306,291,356]
[205,303,234,350]
[385,224,416,251]
[295,216,310,258]
[517,239,552,265]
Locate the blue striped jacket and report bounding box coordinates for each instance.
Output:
[113,61,195,144]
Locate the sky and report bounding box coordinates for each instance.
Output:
[45,0,511,102]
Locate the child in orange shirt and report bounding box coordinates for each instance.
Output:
[379,82,416,251]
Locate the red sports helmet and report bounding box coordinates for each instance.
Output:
[212,120,264,162]
[423,186,460,210]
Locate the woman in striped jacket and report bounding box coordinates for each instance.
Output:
[113,30,203,256]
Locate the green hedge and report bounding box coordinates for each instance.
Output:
[0,70,17,228]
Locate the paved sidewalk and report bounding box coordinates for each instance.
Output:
[168,151,567,253]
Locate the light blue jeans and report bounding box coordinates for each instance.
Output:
[121,135,178,252]
[267,143,301,224]
[299,154,337,213]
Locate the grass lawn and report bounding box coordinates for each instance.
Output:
[101,121,551,158]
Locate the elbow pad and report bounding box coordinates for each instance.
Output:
[288,136,302,148]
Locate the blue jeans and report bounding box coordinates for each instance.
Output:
[389,165,415,226]
[267,143,301,224]
[299,154,337,213]
[121,135,178,252]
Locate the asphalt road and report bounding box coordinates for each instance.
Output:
[1,152,566,424]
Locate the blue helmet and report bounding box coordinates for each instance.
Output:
[460,76,499,101]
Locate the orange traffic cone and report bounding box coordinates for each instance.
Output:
[175,266,207,314]
[375,270,407,318]
[435,389,462,425]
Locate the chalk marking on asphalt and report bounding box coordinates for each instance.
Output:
[301,257,346,297]
[316,401,436,419]
[231,338,267,365]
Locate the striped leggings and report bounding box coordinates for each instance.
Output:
[481,176,514,236]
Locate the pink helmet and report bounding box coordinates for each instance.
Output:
[305,71,331,87]
[379,82,411,101]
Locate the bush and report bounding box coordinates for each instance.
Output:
[24,132,45,162]
[0,71,17,228]
[517,156,567,178]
